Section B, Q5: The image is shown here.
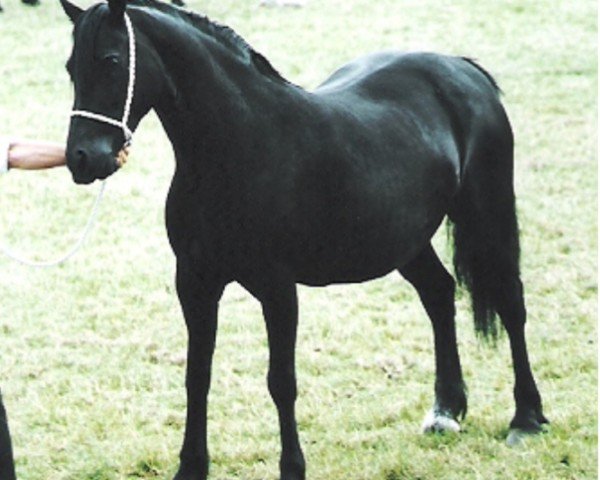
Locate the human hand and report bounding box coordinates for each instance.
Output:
[116,147,130,168]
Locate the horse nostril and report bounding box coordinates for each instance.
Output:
[75,148,88,170]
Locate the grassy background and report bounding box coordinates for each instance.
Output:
[0,0,597,479]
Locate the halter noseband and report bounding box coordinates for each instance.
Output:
[71,12,136,147]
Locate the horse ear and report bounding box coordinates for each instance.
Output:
[59,0,83,23]
[107,0,127,18]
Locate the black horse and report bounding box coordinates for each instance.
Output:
[60,0,547,478]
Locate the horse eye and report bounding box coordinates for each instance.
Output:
[102,54,120,65]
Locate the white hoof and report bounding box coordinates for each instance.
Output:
[421,410,461,434]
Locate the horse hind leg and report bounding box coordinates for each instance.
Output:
[460,227,548,444]
[399,244,467,433]
[495,274,549,446]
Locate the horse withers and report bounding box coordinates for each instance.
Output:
[60,0,548,478]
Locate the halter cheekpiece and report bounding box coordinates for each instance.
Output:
[71,12,136,147]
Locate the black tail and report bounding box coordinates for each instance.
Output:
[448,67,520,342]
[449,180,520,341]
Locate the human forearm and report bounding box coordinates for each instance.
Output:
[6,140,66,170]
[1,138,129,174]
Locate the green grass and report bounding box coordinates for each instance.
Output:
[0,0,597,479]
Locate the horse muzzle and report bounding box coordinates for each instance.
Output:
[67,144,121,185]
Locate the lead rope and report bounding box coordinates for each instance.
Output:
[1,13,137,268]
[0,181,107,268]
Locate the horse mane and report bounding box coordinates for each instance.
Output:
[129,0,290,84]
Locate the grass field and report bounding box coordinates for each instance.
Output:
[0,0,597,479]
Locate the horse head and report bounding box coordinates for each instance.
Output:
[60,0,167,184]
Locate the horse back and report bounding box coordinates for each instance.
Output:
[315,51,501,106]
[313,50,510,182]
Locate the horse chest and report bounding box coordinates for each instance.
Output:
[165,175,269,271]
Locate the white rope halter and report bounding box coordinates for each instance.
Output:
[0,12,136,268]
[71,12,137,147]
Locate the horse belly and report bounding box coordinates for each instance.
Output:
[292,236,426,287]
[286,185,451,286]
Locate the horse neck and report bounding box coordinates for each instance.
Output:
[136,9,296,170]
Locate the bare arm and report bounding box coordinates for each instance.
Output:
[1,138,129,173]
[7,140,66,170]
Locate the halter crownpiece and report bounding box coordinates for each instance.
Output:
[71,12,136,147]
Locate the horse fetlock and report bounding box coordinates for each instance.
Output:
[174,453,209,480]
[279,451,306,480]
[173,470,207,480]
[510,405,549,432]
[435,383,468,419]
[279,467,306,480]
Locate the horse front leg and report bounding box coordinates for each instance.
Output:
[174,264,225,480]
[242,274,305,480]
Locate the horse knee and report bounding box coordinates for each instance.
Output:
[268,367,297,406]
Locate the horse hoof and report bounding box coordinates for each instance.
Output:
[507,428,532,447]
[506,423,548,447]
[421,410,461,434]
